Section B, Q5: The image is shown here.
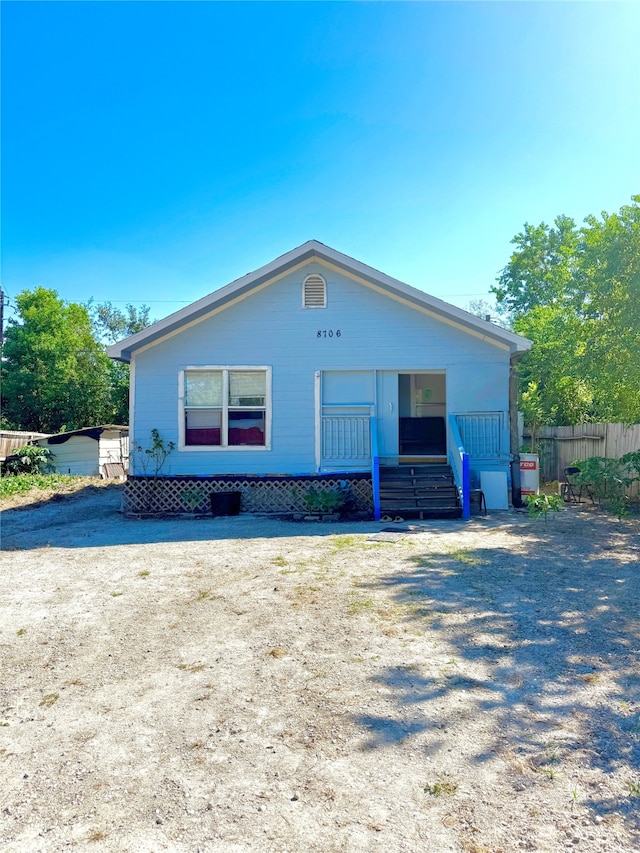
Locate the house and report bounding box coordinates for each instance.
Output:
[107,241,531,518]
[34,426,129,478]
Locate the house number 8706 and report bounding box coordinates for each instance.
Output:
[317,329,341,338]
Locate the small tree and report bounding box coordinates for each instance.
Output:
[133,429,176,512]
[525,493,562,526]
[520,381,548,453]
[134,429,176,477]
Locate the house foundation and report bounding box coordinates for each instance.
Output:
[123,473,373,516]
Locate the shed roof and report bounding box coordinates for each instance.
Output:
[107,240,531,363]
[39,425,129,445]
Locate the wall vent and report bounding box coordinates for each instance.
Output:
[303,274,327,308]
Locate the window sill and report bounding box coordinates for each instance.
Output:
[179,444,271,452]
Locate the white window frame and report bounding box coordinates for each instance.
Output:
[302,273,327,309]
[179,366,272,451]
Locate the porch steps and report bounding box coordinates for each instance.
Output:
[378,464,462,520]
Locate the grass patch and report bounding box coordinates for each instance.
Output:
[348,596,374,615]
[448,548,488,566]
[16,627,26,636]
[273,556,288,567]
[411,557,433,568]
[138,570,150,578]
[331,534,362,550]
[0,473,79,499]
[424,777,458,796]
[39,693,59,708]
[628,780,640,797]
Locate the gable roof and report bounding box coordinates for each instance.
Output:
[107,240,531,362]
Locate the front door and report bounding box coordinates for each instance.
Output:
[398,372,447,457]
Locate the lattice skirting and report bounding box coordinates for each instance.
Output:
[124,474,373,515]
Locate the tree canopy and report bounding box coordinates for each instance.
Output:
[1,289,152,432]
[90,301,152,345]
[492,196,640,426]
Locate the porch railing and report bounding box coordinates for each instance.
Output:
[321,414,371,464]
[447,414,470,521]
[370,415,380,521]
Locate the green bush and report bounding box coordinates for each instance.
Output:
[526,493,563,525]
[2,445,55,475]
[572,452,640,519]
[303,486,346,514]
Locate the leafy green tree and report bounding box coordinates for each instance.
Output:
[1,288,118,432]
[493,196,640,425]
[90,301,152,345]
[86,301,154,425]
[465,298,512,330]
[493,214,581,318]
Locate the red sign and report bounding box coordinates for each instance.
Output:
[520,461,537,470]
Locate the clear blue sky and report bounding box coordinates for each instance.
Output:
[2,1,638,325]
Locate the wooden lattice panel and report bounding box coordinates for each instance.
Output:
[124,476,373,515]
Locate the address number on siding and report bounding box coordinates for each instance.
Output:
[317,329,341,338]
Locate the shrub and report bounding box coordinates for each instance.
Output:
[526,493,562,525]
[572,453,640,519]
[303,486,346,515]
[2,445,55,475]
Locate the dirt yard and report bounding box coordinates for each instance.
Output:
[1,485,639,852]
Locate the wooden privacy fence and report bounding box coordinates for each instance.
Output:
[529,423,640,482]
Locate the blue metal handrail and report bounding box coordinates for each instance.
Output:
[448,415,470,521]
[370,415,381,521]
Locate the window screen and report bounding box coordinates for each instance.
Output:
[185,370,223,406]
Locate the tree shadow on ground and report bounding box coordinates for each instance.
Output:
[0,484,380,550]
[353,510,640,822]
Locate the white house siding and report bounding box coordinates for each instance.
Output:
[41,436,100,476]
[131,262,512,477]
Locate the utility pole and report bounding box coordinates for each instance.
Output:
[0,285,10,342]
[0,285,6,344]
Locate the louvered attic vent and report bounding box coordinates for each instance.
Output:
[302,274,327,308]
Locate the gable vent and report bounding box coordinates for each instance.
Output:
[303,274,327,308]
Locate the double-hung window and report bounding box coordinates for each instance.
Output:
[182,367,270,449]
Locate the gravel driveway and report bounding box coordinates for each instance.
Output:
[1,486,639,852]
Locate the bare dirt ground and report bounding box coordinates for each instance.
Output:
[1,485,640,852]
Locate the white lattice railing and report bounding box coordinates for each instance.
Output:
[321,415,371,463]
